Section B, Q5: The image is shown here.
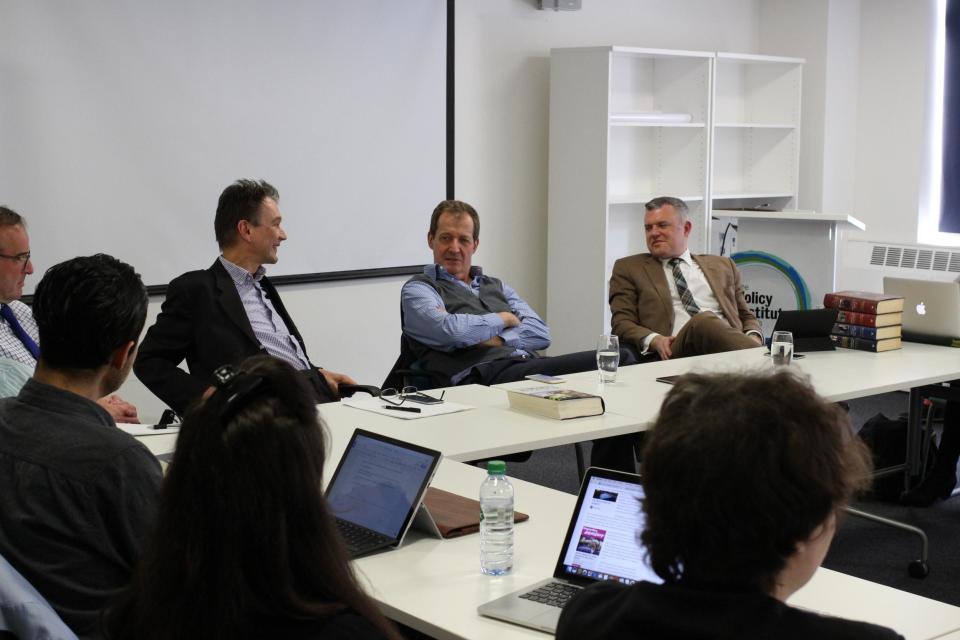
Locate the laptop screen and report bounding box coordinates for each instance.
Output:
[326,430,441,539]
[555,470,662,586]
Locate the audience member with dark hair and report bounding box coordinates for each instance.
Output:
[557,370,903,640]
[0,205,140,420]
[106,355,400,640]
[0,254,162,639]
[134,179,357,415]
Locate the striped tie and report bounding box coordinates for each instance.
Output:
[669,258,701,317]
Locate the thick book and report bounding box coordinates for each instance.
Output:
[831,323,902,340]
[506,386,605,419]
[831,335,902,352]
[823,291,905,314]
[422,487,529,538]
[835,309,903,328]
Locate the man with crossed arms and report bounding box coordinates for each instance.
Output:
[402,199,638,472]
[609,196,763,360]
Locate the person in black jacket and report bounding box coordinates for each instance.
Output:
[106,355,400,640]
[133,179,355,415]
[557,370,904,640]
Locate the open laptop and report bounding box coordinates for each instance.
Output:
[770,308,839,352]
[326,429,442,558]
[884,277,960,340]
[478,467,660,634]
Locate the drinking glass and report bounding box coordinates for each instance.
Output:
[771,331,794,366]
[597,334,620,383]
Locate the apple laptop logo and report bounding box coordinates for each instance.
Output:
[916,301,927,316]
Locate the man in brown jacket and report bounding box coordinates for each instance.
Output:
[609,196,763,360]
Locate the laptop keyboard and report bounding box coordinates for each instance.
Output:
[336,519,392,556]
[519,581,582,608]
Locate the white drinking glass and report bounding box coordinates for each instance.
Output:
[771,331,794,366]
[597,334,620,383]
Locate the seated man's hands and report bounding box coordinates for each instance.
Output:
[497,311,520,328]
[320,368,357,398]
[748,332,763,346]
[98,394,140,424]
[650,335,676,360]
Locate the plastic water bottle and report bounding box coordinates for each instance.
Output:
[479,460,514,575]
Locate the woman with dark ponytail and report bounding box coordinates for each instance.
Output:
[106,355,400,640]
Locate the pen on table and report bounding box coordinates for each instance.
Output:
[383,405,421,414]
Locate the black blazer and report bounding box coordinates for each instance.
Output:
[134,260,312,414]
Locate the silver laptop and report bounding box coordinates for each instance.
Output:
[883,277,960,339]
[326,429,442,558]
[477,467,661,634]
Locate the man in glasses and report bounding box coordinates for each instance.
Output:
[0,206,140,422]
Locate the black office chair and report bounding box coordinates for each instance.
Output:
[381,333,451,392]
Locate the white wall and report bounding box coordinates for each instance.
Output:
[852,0,934,247]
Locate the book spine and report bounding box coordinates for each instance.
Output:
[823,294,879,314]
[834,310,878,327]
[832,323,879,339]
[831,335,880,352]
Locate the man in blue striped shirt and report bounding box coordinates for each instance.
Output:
[134,180,356,415]
[401,200,639,471]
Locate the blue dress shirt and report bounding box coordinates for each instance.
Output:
[401,265,551,383]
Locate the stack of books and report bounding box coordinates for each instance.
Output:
[823,291,904,352]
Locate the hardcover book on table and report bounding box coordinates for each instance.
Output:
[823,291,905,314]
[506,386,605,419]
[835,310,903,328]
[830,335,902,352]
[831,323,902,341]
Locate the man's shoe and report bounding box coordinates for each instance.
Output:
[899,470,957,507]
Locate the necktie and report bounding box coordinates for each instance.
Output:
[0,304,40,360]
[669,258,701,317]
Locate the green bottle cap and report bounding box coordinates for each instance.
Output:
[486,460,506,474]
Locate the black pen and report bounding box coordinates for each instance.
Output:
[383,405,421,414]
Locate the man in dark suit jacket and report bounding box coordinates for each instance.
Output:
[134,179,355,414]
[609,196,763,360]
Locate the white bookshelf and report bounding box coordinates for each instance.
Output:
[711,52,804,215]
[547,46,713,353]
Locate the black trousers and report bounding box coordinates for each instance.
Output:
[462,348,642,473]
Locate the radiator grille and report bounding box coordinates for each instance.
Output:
[867,244,960,272]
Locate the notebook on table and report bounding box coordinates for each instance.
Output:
[477,467,661,634]
[883,277,960,342]
[326,429,442,558]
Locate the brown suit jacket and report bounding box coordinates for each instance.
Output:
[609,253,760,349]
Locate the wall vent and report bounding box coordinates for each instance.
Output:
[867,243,960,273]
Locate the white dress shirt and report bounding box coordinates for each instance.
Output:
[641,250,728,352]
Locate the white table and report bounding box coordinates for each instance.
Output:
[355,459,960,640]
[499,343,960,417]
[317,384,640,462]
[497,343,960,480]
